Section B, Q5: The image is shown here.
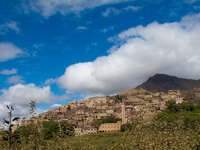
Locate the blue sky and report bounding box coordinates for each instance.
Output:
[0,0,200,118]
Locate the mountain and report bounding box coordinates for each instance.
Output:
[136,74,200,93]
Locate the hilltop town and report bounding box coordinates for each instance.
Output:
[19,74,200,135]
[21,87,198,135]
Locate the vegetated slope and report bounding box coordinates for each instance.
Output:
[136,74,200,93]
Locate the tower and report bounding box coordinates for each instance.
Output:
[121,103,127,124]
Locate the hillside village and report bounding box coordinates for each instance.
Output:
[20,88,194,135]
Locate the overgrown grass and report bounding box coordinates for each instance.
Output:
[1,126,200,150]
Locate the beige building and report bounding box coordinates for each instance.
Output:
[75,128,97,136]
[98,122,121,132]
[98,104,127,132]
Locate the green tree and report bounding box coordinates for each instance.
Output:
[92,116,121,128]
[121,123,132,132]
[29,100,41,150]
[42,121,75,139]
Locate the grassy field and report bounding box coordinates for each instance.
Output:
[1,125,200,150]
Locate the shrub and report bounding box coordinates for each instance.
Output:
[42,121,75,140]
[92,116,121,128]
[166,100,195,112]
[120,123,132,132]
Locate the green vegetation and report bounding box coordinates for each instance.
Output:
[120,123,132,132]
[1,101,200,150]
[3,105,20,150]
[92,116,121,128]
[42,121,74,140]
[0,120,75,150]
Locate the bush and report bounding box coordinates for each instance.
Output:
[120,123,132,132]
[59,121,75,137]
[42,121,75,140]
[92,116,121,128]
[42,121,59,140]
[166,100,195,112]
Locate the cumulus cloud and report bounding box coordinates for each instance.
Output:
[27,0,132,17]
[0,21,20,34]
[0,84,54,104]
[0,69,17,75]
[0,43,24,62]
[0,83,68,120]
[57,13,200,96]
[0,83,55,120]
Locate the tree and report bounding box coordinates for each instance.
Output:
[92,116,121,128]
[115,95,123,103]
[42,121,75,140]
[3,105,20,150]
[29,100,40,150]
[121,123,132,132]
[29,100,36,117]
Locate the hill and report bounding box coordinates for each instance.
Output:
[136,74,200,93]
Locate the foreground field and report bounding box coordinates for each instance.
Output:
[1,124,200,150]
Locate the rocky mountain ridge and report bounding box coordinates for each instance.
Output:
[136,74,200,93]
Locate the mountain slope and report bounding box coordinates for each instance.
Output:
[136,74,200,93]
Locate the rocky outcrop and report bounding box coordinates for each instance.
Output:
[136,74,200,93]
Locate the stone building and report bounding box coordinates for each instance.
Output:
[74,128,97,136]
[98,122,121,132]
[98,104,127,132]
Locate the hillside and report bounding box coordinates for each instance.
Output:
[136,74,200,93]
[19,74,200,131]
[21,88,186,131]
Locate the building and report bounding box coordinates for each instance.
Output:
[98,103,127,132]
[98,122,121,132]
[74,128,97,136]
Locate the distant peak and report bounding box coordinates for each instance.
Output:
[137,73,200,93]
[147,74,178,82]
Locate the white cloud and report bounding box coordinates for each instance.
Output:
[57,13,200,96]
[0,43,24,62]
[0,102,46,123]
[45,78,56,85]
[102,7,120,17]
[0,84,54,104]
[6,75,24,84]
[123,6,141,11]
[77,26,87,30]
[0,83,68,120]
[0,21,20,34]
[49,104,62,110]
[0,69,17,75]
[27,0,132,17]
[102,5,141,17]
[0,84,52,120]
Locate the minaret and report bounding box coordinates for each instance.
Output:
[121,103,127,124]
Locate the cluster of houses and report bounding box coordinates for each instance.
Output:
[19,89,185,135]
